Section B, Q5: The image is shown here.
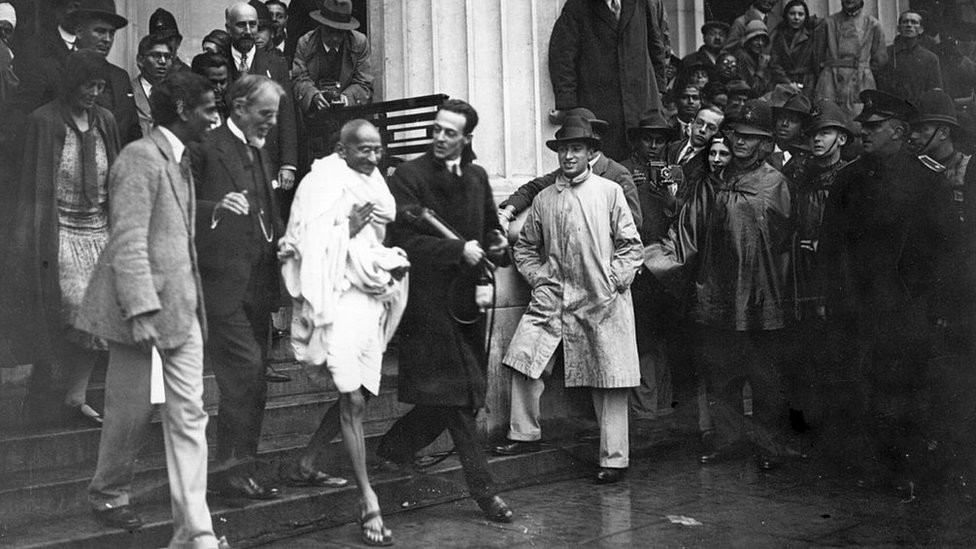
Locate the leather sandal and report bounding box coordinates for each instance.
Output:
[359,509,393,546]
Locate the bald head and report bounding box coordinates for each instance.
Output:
[338,119,384,175]
[226,2,258,52]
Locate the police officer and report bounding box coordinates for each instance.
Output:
[818,89,950,491]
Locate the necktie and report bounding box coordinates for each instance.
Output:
[453,163,462,177]
[179,151,193,185]
[609,0,621,20]
[238,51,249,74]
[678,146,694,165]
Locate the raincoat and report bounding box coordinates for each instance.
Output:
[503,169,642,388]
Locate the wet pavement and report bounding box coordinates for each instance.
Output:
[256,437,976,548]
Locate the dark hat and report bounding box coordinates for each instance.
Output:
[310,0,360,31]
[726,79,753,97]
[731,99,774,137]
[668,53,683,68]
[249,0,273,29]
[627,113,677,141]
[911,89,959,127]
[806,99,855,137]
[772,93,812,123]
[546,116,601,152]
[562,107,610,135]
[701,20,730,35]
[203,29,231,53]
[855,89,918,123]
[65,0,127,30]
[149,8,181,41]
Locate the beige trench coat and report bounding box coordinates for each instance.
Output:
[503,170,643,388]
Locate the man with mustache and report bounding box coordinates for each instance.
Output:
[191,75,287,500]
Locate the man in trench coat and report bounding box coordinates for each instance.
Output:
[498,116,643,484]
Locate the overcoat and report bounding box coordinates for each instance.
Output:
[292,26,373,113]
[770,23,816,94]
[549,0,667,160]
[644,161,793,331]
[0,101,120,366]
[503,170,642,388]
[386,152,505,408]
[75,128,205,350]
[812,10,887,117]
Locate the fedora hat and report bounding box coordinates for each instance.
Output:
[627,113,677,141]
[560,107,610,135]
[65,0,127,30]
[311,0,360,31]
[731,99,774,138]
[911,89,959,128]
[546,116,601,152]
[772,94,813,124]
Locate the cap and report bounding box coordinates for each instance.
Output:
[731,99,774,138]
[855,89,918,123]
[702,20,730,35]
[546,116,601,152]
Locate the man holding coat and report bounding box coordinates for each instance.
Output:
[498,116,643,484]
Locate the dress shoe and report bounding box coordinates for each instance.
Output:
[595,467,626,484]
[63,403,103,427]
[493,440,541,456]
[92,506,143,530]
[476,495,514,523]
[211,474,280,500]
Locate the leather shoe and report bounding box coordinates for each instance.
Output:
[92,506,143,530]
[595,467,626,484]
[211,474,280,500]
[493,440,541,456]
[476,495,514,523]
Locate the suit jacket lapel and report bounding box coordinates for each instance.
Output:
[618,0,636,32]
[149,128,192,234]
[132,78,151,119]
[591,0,619,32]
[214,125,248,193]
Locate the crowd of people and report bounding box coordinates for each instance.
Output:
[0,0,974,547]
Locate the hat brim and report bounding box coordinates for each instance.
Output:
[702,22,730,34]
[772,106,812,123]
[853,112,893,123]
[627,126,677,140]
[310,10,360,30]
[743,31,769,43]
[66,10,128,30]
[806,121,853,137]
[545,136,601,152]
[731,124,773,138]
[911,115,959,128]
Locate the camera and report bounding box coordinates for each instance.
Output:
[648,161,684,189]
[316,80,346,107]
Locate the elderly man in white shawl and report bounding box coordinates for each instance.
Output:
[279,119,408,546]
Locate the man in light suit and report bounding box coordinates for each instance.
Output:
[192,74,286,500]
[78,71,224,548]
[226,2,297,193]
[132,33,174,136]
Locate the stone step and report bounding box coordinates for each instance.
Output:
[0,442,593,549]
[0,363,399,475]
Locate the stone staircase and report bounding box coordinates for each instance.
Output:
[0,341,593,548]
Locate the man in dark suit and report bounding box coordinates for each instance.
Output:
[12,0,141,144]
[132,33,174,136]
[226,1,297,193]
[683,21,729,71]
[665,106,724,206]
[192,74,286,500]
[78,71,224,546]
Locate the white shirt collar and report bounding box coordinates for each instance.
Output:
[157,126,186,162]
[139,76,153,99]
[227,117,248,145]
[231,45,256,67]
[58,25,75,48]
[444,157,461,174]
[588,152,603,167]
